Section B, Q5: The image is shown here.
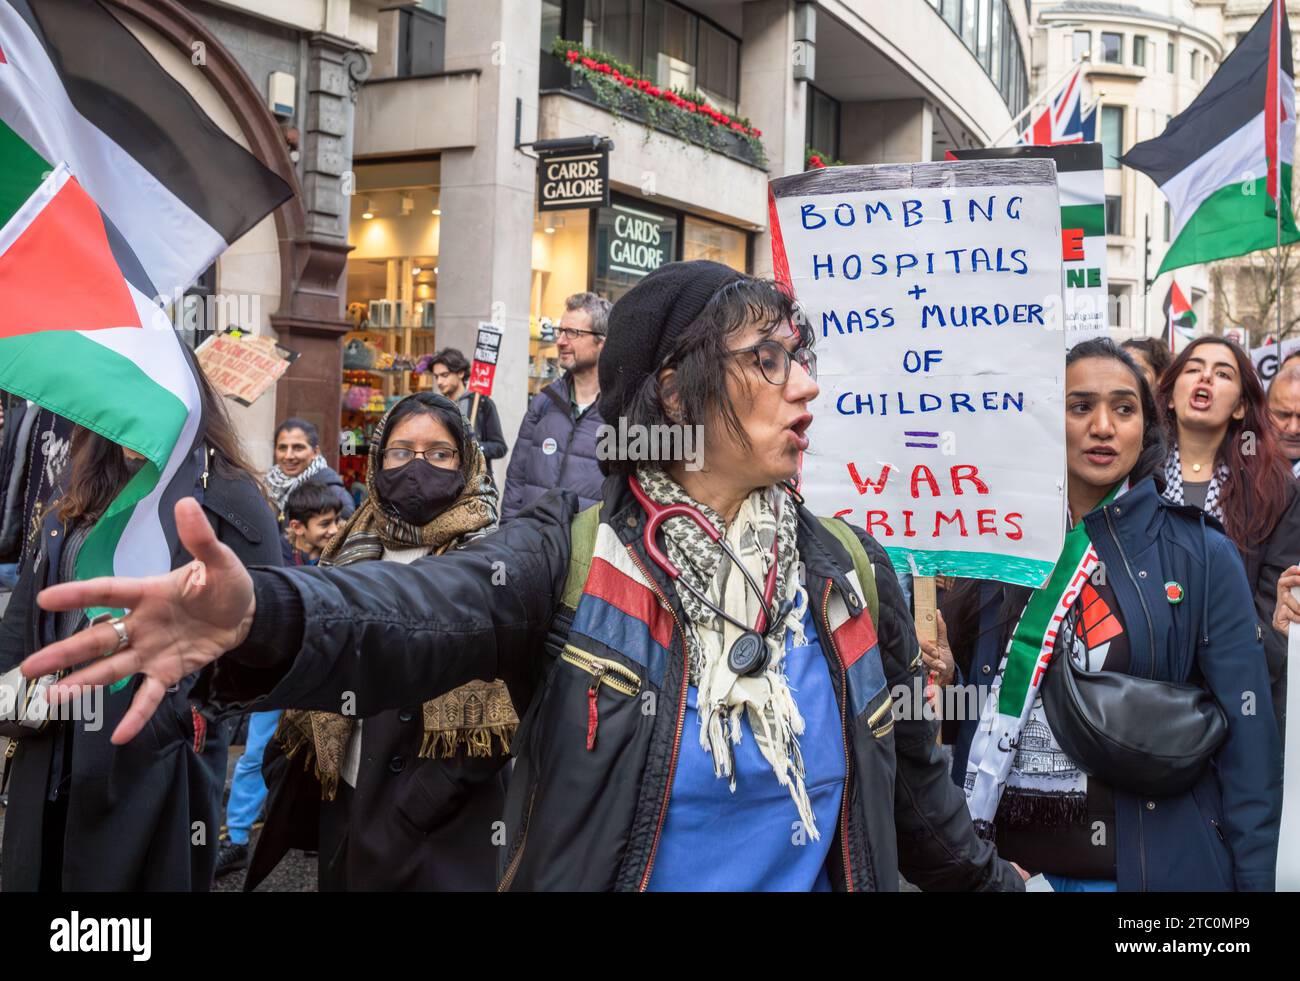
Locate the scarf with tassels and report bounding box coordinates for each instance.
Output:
[277,396,516,801]
[634,465,817,838]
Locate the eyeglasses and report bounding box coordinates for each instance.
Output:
[555,327,603,341]
[728,340,818,385]
[381,447,459,467]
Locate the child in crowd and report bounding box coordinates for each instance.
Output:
[281,481,342,567]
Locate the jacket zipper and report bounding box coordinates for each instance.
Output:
[821,579,856,892]
[497,786,538,892]
[560,647,641,750]
[1100,506,1155,891]
[624,545,691,892]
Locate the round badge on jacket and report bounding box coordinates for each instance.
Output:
[542,437,558,455]
[1164,581,1185,604]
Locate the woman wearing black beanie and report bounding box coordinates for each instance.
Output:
[25,261,1023,893]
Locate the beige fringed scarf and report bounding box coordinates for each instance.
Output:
[277,395,518,800]
[635,465,816,838]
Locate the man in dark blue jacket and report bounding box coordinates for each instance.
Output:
[501,292,611,523]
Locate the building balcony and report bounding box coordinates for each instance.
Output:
[539,51,766,171]
[353,69,479,157]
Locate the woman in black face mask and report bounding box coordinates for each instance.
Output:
[248,392,518,891]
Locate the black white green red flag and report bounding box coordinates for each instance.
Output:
[0,0,290,591]
[1162,280,1198,350]
[1121,1,1300,274]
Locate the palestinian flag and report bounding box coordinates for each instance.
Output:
[1121,1,1300,275]
[0,0,291,593]
[1162,281,1198,350]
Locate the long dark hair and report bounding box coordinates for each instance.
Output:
[58,350,259,523]
[608,276,811,476]
[1157,335,1292,551]
[1066,337,1168,492]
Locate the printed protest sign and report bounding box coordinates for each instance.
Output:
[951,143,1108,347]
[770,160,1066,587]
[469,321,504,396]
[1252,337,1300,383]
[1282,610,1300,889]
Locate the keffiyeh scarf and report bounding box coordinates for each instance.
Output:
[264,454,326,516]
[1162,444,1228,517]
[635,465,818,837]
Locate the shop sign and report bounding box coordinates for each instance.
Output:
[605,204,671,279]
[538,148,610,211]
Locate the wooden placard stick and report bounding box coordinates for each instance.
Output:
[913,574,942,737]
[469,391,482,427]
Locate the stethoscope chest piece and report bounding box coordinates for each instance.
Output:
[727,631,770,677]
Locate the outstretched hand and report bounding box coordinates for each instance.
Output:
[22,497,257,745]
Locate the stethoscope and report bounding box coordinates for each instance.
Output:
[628,474,795,677]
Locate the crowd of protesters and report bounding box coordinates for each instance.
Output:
[0,267,1294,892]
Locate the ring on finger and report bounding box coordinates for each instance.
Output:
[89,612,131,655]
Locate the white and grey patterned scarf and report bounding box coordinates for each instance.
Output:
[265,454,326,516]
[635,465,818,837]
[1162,444,1228,518]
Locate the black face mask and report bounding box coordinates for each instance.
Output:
[374,459,466,526]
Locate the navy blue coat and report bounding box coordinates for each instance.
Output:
[942,478,1282,891]
[500,374,605,524]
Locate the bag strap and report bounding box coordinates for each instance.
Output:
[816,516,879,627]
[562,504,602,610]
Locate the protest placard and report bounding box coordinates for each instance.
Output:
[1252,337,1300,382]
[195,329,298,407]
[769,160,1066,587]
[950,143,1108,348]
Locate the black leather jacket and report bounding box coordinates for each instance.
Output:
[217,476,1022,892]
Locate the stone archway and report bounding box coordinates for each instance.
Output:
[107,0,358,465]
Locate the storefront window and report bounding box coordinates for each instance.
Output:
[683,216,747,271]
[542,0,564,52]
[594,198,677,302]
[530,208,593,393]
[343,160,442,486]
[697,20,739,114]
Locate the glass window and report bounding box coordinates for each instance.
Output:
[698,20,739,114]
[989,0,1003,89]
[1101,32,1122,64]
[683,215,748,271]
[542,0,563,51]
[1190,50,1198,79]
[1167,42,1175,73]
[1133,35,1146,67]
[1101,105,1124,168]
[644,0,697,93]
[944,0,961,33]
[595,199,678,302]
[584,0,643,67]
[1072,30,1090,61]
[1108,285,1129,328]
[977,0,991,70]
[806,84,840,159]
[1104,195,1122,235]
[962,0,978,50]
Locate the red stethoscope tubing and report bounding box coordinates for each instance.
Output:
[628,474,780,634]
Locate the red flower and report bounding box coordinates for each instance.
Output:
[581,56,596,68]
[566,49,580,63]
[752,128,762,137]
[809,155,824,168]
[649,85,662,98]
[597,63,611,73]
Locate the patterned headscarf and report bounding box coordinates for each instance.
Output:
[278,393,515,800]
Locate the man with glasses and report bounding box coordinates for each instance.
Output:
[501,292,612,524]
[430,347,507,485]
